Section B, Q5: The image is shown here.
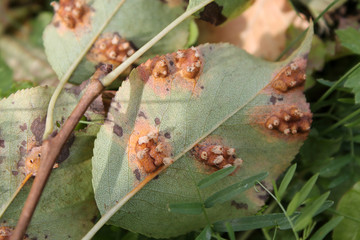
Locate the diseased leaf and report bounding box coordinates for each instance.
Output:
[0,85,103,239]
[333,181,360,240]
[43,0,190,84]
[92,25,314,237]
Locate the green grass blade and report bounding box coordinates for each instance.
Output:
[213,213,299,232]
[287,174,319,216]
[294,192,330,231]
[277,164,297,200]
[196,225,212,240]
[168,202,203,215]
[197,166,236,189]
[225,222,235,240]
[204,172,268,208]
[309,216,343,240]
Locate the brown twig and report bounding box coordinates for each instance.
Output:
[10,64,112,240]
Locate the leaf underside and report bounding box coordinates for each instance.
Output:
[0,85,103,239]
[91,26,314,238]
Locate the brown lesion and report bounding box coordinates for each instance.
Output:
[51,0,91,30]
[87,33,136,68]
[137,47,204,97]
[0,226,30,240]
[21,137,58,177]
[191,137,243,171]
[271,59,307,93]
[264,106,312,135]
[128,118,173,174]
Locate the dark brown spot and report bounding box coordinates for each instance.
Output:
[31,117,46,144]
[19,146,26,156]
[154,118,161,125]
[153,175,159,180]
[164,132,171,139]
[90,216,97,224]
[31,237,38,240]
[21,140,26,146]
[56,134,75,163]
[0,156,4,164]
[138,111,147,119]
[12,171,18,176]
[231,200,248,209]
[258,193,270,201]
[200,86,204,89]
[11,101,14,104]
[113,125,123,137]
[199,2,227,26]
[133,169,141,181]
[269,95,284,105]
[19,123,27,131]
[0,140,4,148]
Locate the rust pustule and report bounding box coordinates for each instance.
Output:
[51,0,90,29]
[134,129,172,173]
[192,142,243,170]
[264,106,312,135]
[0,226,30,240]
[174,47,202,79]
[271,61,307,92]
[137,47,204,97]
[88,33,136,67]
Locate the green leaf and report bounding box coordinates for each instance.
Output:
[169,202,203,215]
[204,172,268,208]
[0,86,103,239]
[214,213,300,232]
[43,0,190,84]
[197,166,236,189]
[277,164,297,200]
[0,36,55,85]
[196,226,212,240]
[92,25,314,238]
[287,174,319,216]
[310,216,343,240]
[336,27,360,55]
[333,181,360,240]
[293,191,330,231]
[343,65,360,104]
[0,54,13,97]
[225,222,235,240]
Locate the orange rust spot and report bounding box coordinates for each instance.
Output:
[128,118,172,174]
[271,60,307,92]
[264,106,312,135]
[87,33,136,67]
[174,47,202,79]
[0,226,30,240]
[137,47,204,97]
[192,140,243,171]
[51,0,91,31]
[21,137,59,176]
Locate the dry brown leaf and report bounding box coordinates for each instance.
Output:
[197,0,309,60]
